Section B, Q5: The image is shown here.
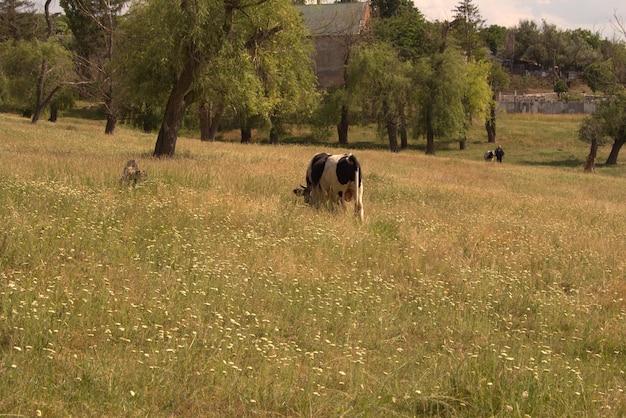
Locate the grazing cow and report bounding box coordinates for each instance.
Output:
[294,152,364,221]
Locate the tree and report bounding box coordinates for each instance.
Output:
[123,0,299,157]
[0,38,74,117]
[460,59,491,148]
[560,29,602,72]
[450,0,485,61]
[585,93,626,165]
[553,79,568,97]
[485,60,509,143]
[61,0,128,134]
[370,0,413,19]
[346,42,412,152]
[481,24,506,56]
[32,0,62,123]
[413,43,467,155]
[540,21,563,74]
[512,20,541,63]
[237,6,317,144]
[0,0,41,42]
[372,3,431,62]
[0,1,75,120]
[578,116,605,172]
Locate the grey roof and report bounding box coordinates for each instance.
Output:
[295,3,370,37]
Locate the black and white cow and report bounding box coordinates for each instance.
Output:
[294,152,364,221]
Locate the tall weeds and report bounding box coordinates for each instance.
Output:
[1,112,624,416]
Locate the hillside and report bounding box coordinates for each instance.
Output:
[1,112,625,416]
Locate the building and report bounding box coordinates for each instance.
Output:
[295,2,370,89]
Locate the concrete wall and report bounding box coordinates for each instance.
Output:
[497,94,608,114]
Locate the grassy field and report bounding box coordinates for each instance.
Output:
[1,111,625,417]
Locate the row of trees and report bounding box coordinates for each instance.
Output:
[1,0,625,162]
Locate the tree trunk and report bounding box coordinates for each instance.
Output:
[605,138,626,165]
[337,104,349,145]
[486,100,496,143]
[48,103,57,122]
[269,114,280,145]
[105,114,117,135]
[199,103,225,141]
[459,136,467,150]
[208,109,224,141]
[584,138,598,172]
[32,2,56,124]
[241,126,252,144]
[269,126,279,144]
[425,106,435,155]
[32,58,48,124]
[199,103,211,141]
[383,100,398,152]
[153,0,236,156]
[154,54,199,157]
[399,105,407,149]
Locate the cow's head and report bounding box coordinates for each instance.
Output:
[293,185,312,203]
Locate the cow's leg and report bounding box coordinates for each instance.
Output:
[354,170,364,221]
[309,186,322,206]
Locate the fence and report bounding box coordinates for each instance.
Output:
[497,93,608,114]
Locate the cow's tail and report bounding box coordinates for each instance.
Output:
[355,166,360,204]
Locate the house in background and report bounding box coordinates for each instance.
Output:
[295,2,370,89]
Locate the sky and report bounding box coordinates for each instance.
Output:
[33,0,625,39]
[417,0,624,38]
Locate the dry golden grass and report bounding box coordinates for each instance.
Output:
[1,111,625,416]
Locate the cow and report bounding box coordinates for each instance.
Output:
[294,152,364,221]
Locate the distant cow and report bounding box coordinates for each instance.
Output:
[294,152,364,221]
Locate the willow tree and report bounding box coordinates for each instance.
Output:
[413,45,467,155]
[119,0,302,157]
[346,42,413,152]
[459,59,491,149]
[485,60,509,143]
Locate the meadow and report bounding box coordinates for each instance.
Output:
[0,111,625,417]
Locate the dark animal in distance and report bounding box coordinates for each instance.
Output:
[294,152,364,221]
[484,150,495,162]
[120,160,147,185]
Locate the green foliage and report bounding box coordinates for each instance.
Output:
[372,5,432,61]
[347,42,412,112]
[554,79,569,95]
[413,48,467,141]
[582,61,619,93]
[450,0,486,61]
[578,116,607,145]
[0,39,74,114]
[481,24,506,55]
[487,60,510,93]
[117,0,314,141]
[463,59,491,122]
[590,92,626,142]
[346,42,413,148]
[370,0,414,19]
[0,0,44,41]
[243,1,318,122]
